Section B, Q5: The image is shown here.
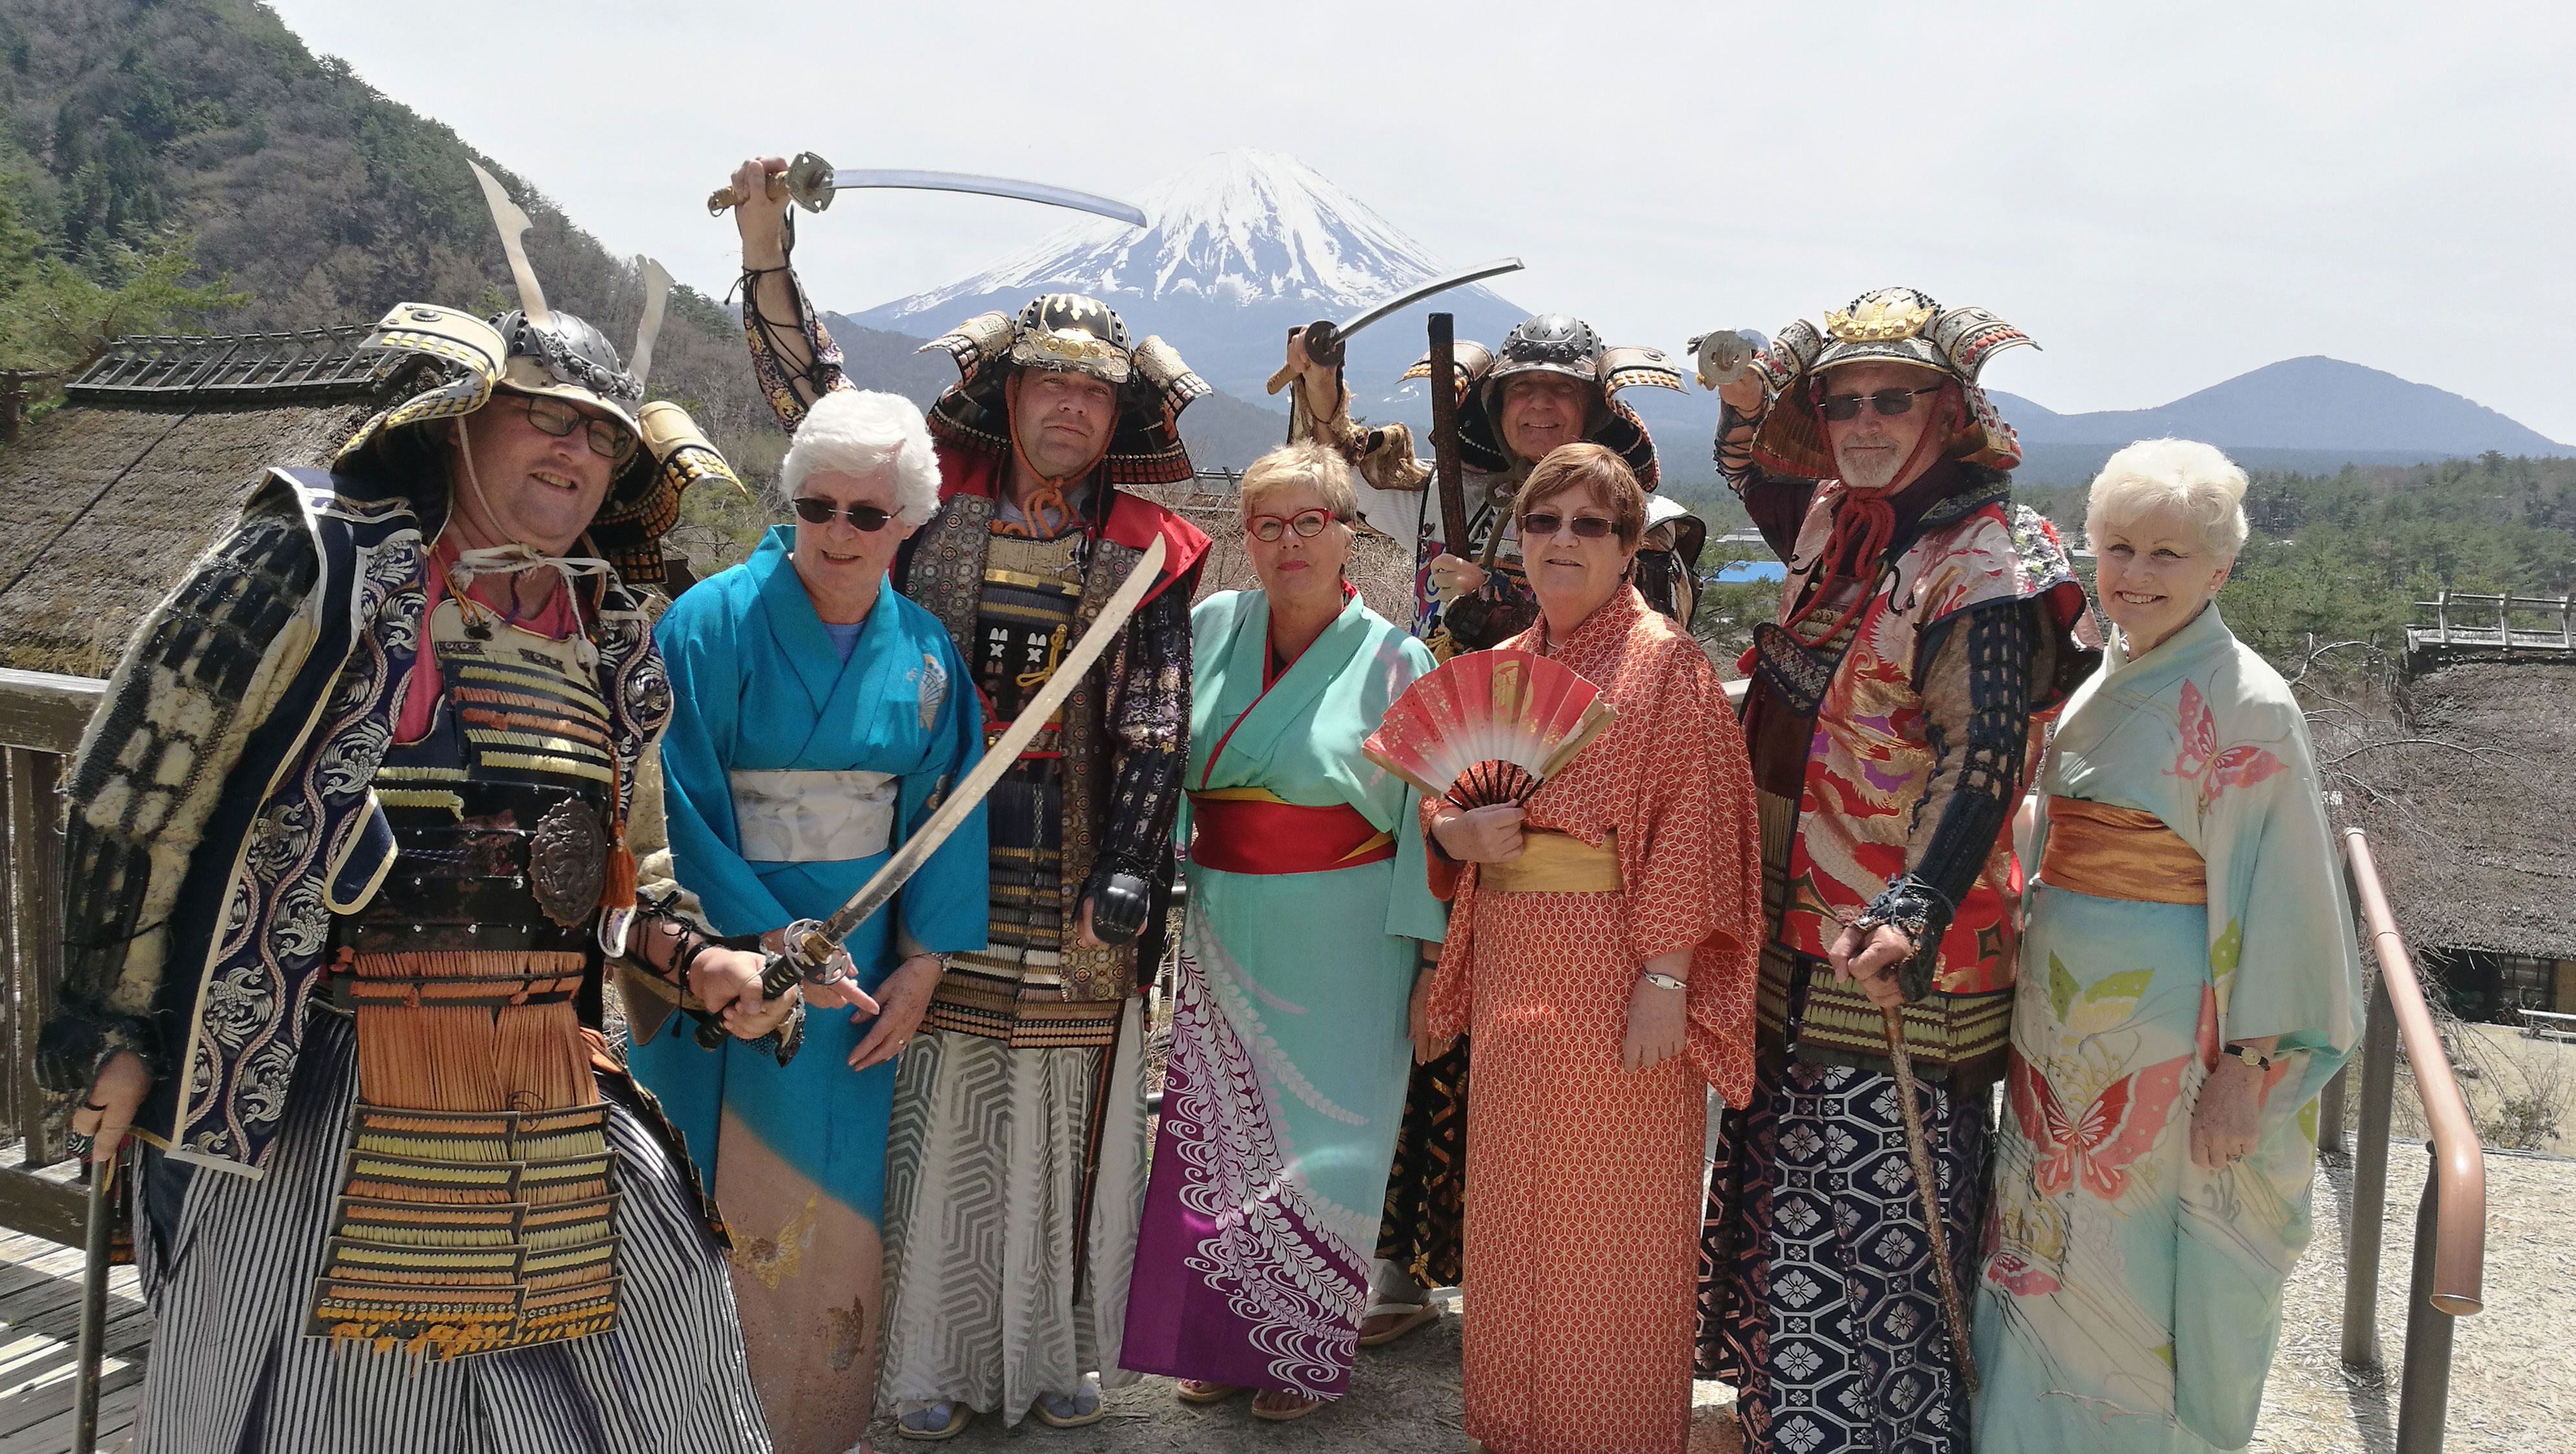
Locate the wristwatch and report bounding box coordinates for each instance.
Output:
[2220,1043,2274,1072]
[1641,972,1688,992]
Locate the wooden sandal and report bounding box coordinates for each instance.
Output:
[1174,1379,1243,1404]
[1357,1300,1441,1347]
[1252,1390,1324,1422]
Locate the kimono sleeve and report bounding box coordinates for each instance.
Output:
[650,589,795,937]
[1622,637,1765,1104]
[895,630,991,956]
[2205,724,2362,1059]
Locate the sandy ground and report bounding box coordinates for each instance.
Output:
[852,1137,2574,1454]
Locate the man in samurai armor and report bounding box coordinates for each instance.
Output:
[1276,314,1710,1348]
[1281,312,1706,658]
[45,293,793,1449]
[1692,287,2097,1454]
[728,158,1209,1440]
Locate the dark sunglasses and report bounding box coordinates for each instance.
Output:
[1246,508,1339,542]
[792,497,898,532]
[1817,386,1941,423]
[1519,511,1616,539]
[516,395,638,465]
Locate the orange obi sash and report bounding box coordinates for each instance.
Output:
[1189,787,1395,875]
[2040,796,2207,904]
[1480,829,1622,894]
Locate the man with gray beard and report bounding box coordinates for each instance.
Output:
[1690,288,2096,1454]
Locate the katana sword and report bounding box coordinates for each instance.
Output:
[1267,257,1526,392]
[71,1146,117,1454]
[760,535,1169,992]
[708,152,1148,228]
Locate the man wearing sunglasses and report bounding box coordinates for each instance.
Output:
[1690,288,2096,1454]
[45,282,787,1449]
[730,158,1209,1440]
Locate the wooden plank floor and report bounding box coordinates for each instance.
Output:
[0,1231,148,1454]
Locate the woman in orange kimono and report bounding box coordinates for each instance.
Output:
[1420,443,1763,1454]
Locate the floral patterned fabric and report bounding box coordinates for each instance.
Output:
[1421,587,1763,1454]
[1972,603,2360,1453]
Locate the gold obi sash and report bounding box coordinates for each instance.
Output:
[2039,796,2207,904]
[1480,830,1621,894]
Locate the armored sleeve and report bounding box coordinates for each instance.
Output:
[40,487,322,1095]
[741,260,854,432]
[1716,399,1814,556]
[1858,601,2035,1000]
[1084,584,1191,897]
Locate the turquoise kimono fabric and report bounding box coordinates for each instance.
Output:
[1122,589,1448,1399]
[1973,604,2362,1453]
[632,527,989,1223]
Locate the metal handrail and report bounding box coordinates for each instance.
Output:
[2336,826,2486,1454]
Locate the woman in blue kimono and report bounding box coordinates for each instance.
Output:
[1973,439,2361,1454]
[1120,443,1448,1422]
[632,389,988,1454]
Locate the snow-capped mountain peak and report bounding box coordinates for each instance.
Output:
[869,149,1445,324]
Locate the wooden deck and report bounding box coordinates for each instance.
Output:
[0,1229,145,1454]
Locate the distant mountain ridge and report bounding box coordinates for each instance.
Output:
[1990,356,2567,456]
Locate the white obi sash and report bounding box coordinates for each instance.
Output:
[729,769,898,863]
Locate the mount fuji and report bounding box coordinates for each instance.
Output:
[845,149,1541,434]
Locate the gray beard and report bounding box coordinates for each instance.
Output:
[1834,444,1911,493]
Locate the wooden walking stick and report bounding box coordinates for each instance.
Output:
[1880,1005,1981,1397]
[73,1145,119,1454]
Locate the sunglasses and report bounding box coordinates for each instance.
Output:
[516,395,638,465]
[791,497,898,532]
[1518,511,1616,539]
[1246,508,1339,542]
[1817,386,1942,423]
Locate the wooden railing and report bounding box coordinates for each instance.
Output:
[2327,826,2486,1454]
[2405,590,2575,667]
[0,667,105,1244]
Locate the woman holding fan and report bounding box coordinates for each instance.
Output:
[1413,443,1763,1454]
[1121,444,1450,1421]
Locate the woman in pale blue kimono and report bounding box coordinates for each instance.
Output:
[631,391,987,1454]
[1121,443,1448,1422]
[1973,439,2362,1454]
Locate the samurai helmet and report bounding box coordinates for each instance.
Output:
[1746,285,2037,477]
[1400,313,1688,487]
[1006,293,1135,386]
[921,292,1210,486]
[330,167,739,584]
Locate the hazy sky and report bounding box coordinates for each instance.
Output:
[264,1,2576,440]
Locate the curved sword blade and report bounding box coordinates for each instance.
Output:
[808,535,1168,953]
[828,169,1149,229]
[1333,257,1524,345]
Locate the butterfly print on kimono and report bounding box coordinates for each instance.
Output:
[2007,1052,2192,1201]
[2164,680,2288,815]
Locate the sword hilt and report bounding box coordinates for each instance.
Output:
[707,153,837,218]
[690,920,836,1048]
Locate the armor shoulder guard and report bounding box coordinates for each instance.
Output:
[1600,345,1687,396]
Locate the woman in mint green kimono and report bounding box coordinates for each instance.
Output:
[1121,443,1447,1422]
[630,391,987,1454]
[1974,439,2362,1454]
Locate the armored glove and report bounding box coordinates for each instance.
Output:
[1082,854,1156,946]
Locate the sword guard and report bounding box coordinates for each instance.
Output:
[708,152,837,217]
[1301,319,1345,370]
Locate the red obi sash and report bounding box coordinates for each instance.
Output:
[1187,788,1395,875]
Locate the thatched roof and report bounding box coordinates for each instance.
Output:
[2344,659,2576,961]
[0,330,420,677]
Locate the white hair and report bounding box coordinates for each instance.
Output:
[776,389,943,527]
[2086,437,2249,558]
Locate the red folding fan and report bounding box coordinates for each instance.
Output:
[1363,650,1616,809]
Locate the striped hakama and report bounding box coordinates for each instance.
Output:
[130,1015,769,1454]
